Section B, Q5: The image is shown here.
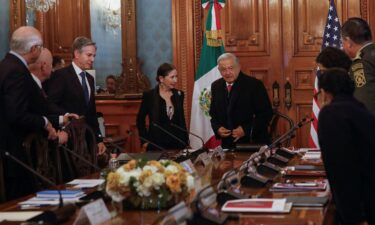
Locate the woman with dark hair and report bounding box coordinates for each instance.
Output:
[316,46,352,72]
[317,68,375,225]
[136,63,188,151]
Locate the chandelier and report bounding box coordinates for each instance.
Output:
[101,0,121,35]
[25,0,56,13]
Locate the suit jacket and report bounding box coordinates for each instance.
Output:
[0,53,46,177]
[136,86,188,150]
[350,43,375,113]
[209,72,273,148]
[318,96,375,225]
[44,64,102,142]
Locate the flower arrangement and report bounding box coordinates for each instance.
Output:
[106,159,195,209]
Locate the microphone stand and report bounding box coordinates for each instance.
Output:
[137,134,171,160]
[2,150,76,224]
[170,123,208,161]
[152,122,190,161]
[59,145,100,171]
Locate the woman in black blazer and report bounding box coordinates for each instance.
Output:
[136,63,188,151]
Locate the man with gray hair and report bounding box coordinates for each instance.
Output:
[45,36,106,176]
[209,53,273,149]
[0,26,58,200]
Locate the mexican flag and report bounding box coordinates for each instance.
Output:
[189,0,225,149]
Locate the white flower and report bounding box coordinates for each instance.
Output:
[117,167,142,186]
[186,175,194,191]
[142,176,153,188]
[143,165,158,173]
[151,172,165,189]
[166,165,178,174]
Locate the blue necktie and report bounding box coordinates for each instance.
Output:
[79,71,90,104]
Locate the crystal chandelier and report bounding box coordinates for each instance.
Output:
[25,0,56,13]
[101,0,121,35]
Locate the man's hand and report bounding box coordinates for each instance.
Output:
[218,127,231,138]
[63,113,79,125]
[97,142,107,155]
[142,143,149,152]
[57,130,68,145]
[45,122,57,140]
[232,126,245,142]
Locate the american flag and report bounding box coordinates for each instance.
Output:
[309,0,342,148]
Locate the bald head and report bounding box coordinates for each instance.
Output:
[29,48,53,82]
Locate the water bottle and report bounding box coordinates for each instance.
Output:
[108,149,119,171]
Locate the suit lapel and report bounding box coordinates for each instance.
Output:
[228,74,242,112]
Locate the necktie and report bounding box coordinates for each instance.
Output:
[79,71,90,104]
[227,84,232,93]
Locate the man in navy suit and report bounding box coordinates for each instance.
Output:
[45,37,106,155]
[209,53,273,149]
[0,26,58,200]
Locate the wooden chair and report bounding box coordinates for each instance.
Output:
[61,118,97,180]
[23,133,60,188]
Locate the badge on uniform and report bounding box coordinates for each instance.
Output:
[351,62,366,87]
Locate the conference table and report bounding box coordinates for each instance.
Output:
[0,150,334,225]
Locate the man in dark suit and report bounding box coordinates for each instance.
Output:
[209,53,273,149]
[45,37,106,155]
[0,26,58,200]
[341,17,375,114]
[29,48,78,130]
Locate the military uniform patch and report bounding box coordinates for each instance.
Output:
[351,62,366,87]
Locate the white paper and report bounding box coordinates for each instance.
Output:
[0,211,43,222]
[74,199,111,225]
[67,179,105,188]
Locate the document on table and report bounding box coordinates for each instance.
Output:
[67,179,105,188]
[0,211,42,222]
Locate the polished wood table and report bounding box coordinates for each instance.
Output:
[0,151,333,225]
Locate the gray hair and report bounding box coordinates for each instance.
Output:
[72,36,96,57]
[10,26,42,54]
[217,52,239,65]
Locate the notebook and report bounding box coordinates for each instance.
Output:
[286,196,329,207]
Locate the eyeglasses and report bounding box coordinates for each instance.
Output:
[34,44,44,50]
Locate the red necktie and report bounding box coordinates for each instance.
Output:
[227,84,232,93]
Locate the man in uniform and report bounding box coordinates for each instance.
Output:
[341,17,375,113]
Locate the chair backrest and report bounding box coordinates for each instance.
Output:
[268,109,294,147]
[62,118,97,179]
[22,133,60,188]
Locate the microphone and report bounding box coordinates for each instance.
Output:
[170,123,207,160]
[1,150,76,224]
[170,123,205,150]
[152,122,188,149]
[216,169,249,206]
[127,130,171,159]
[104,137,124,153]
[59,145,100,171]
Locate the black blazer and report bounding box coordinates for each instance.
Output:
[136,86,188,150]
[44,64,102,142]
[318,96,375,225]
[209,72,273,148]
[0,53,46,176]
